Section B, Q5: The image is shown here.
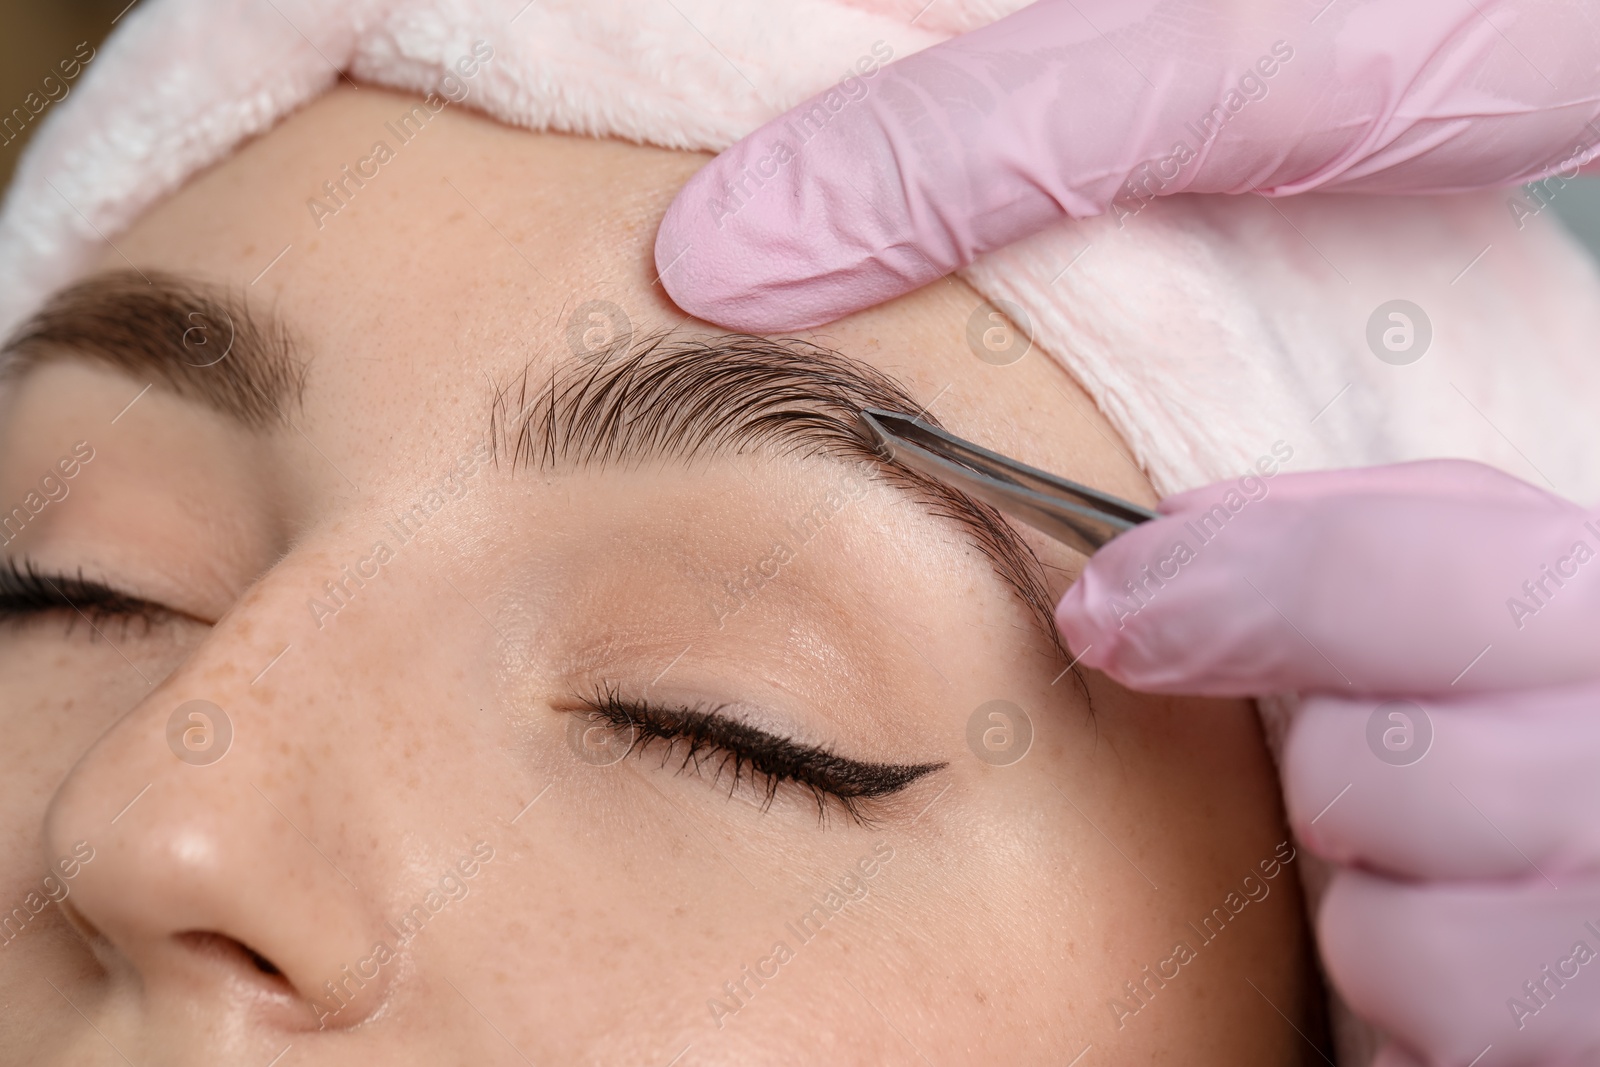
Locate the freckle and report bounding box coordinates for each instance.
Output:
[975,990,987,1004]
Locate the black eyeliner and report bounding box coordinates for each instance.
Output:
[580,684,945,824]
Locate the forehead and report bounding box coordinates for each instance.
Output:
[71,83,1153,566]
[95,88,701,435]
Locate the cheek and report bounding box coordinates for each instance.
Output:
[461,797,1094,1059]
[0,621,200,967]
[948,671,1305,1053]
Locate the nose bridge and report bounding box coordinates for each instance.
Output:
[42,554,406,1028]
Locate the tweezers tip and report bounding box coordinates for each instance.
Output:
[856,407,898,458]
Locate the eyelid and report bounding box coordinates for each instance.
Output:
[0,557,200,631]
[574,684,945,826]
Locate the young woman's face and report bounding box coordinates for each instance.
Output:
[0,87,1317,1064]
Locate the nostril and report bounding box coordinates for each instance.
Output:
[245,946,282,977]
[176,931,291,988]
[44,757,385,1034]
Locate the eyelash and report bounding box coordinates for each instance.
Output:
[577,684,943,826]
[0,557,176,637]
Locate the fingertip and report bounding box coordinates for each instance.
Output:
[1052,581,1084,633]
[652,164,840,333]
[1371,1043,1428,1067]
[653,194,712,319]
[1053,571,1115,661]
[652,84,941,332]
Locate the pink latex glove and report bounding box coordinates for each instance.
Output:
[1056,459,1600,1066]
[655,0,1600,332]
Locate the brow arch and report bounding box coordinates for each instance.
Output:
[490,331,1065,656]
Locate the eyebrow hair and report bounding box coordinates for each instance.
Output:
[492,332,1065,655]
[0,270,305,428]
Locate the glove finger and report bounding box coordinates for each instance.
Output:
[1284,685,1600,881]
[1055,467,1595,696]
[656,1,1600,332]
[1371,1045,1427,1067]
[1321,871,1600,1066]
[1157,459,1569,516]
[655,0,1168,332]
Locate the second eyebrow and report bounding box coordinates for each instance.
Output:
[0,269,306,430]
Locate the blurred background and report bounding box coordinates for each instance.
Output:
[0,0,128,184]
[5,0,1600,259]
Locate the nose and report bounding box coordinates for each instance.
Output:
[43,654,387,1033]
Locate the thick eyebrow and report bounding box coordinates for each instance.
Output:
[492,333,1064,654]
[0,269,305,428]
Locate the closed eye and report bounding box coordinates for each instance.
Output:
[576,684,945,826]
[0,557,183,636]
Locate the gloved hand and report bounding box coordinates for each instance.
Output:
[1055,459,1600,1066]
[655,0,1600,332]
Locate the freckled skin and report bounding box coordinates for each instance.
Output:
[0,87,1317,1064]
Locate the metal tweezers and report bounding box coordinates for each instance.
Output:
[860,408,1158,556]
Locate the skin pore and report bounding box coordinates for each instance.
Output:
[0,87,1319,1064]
